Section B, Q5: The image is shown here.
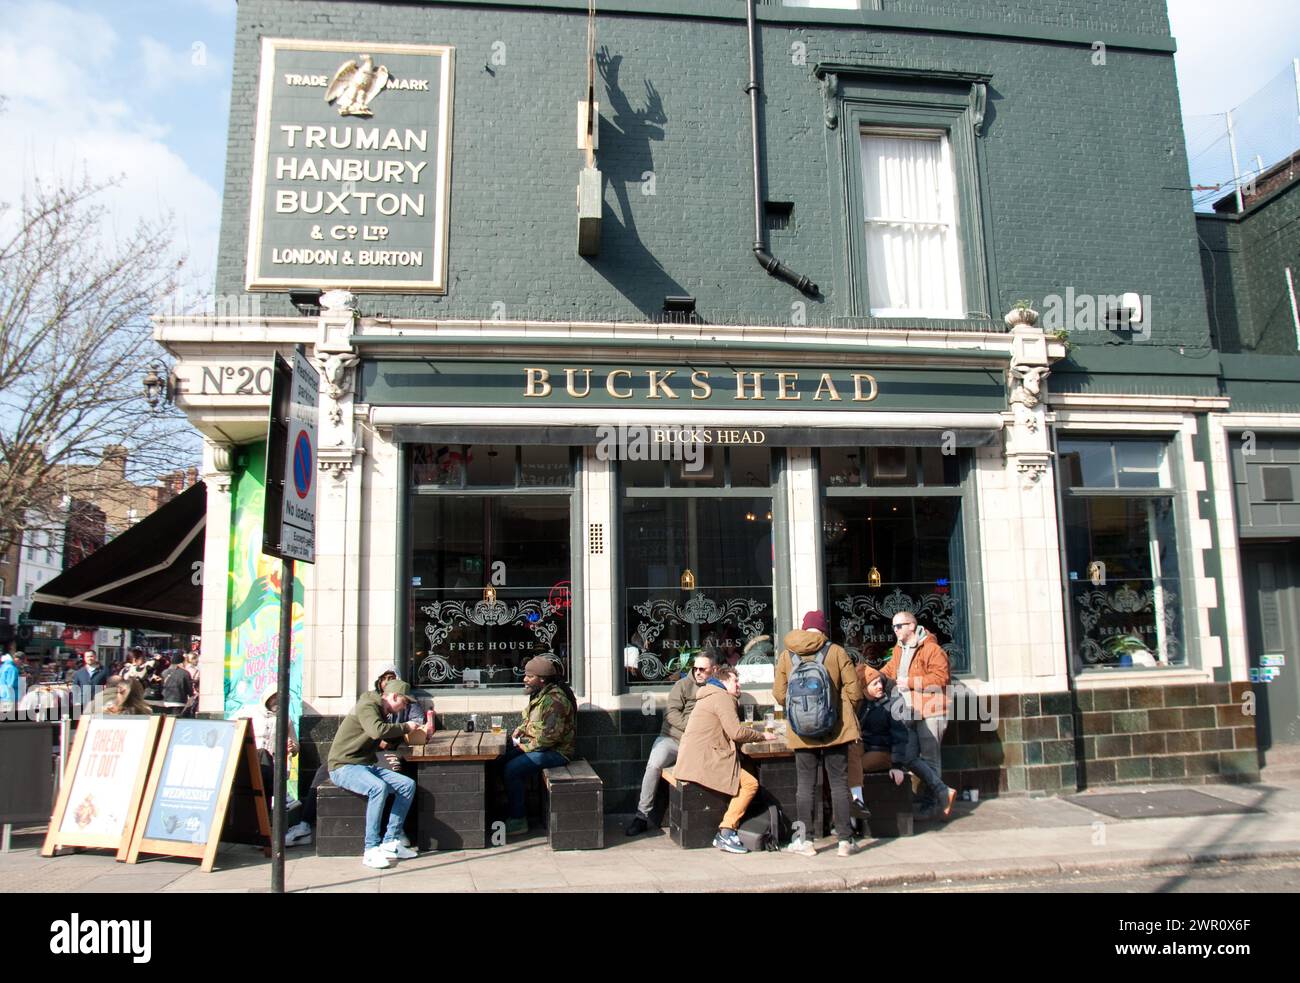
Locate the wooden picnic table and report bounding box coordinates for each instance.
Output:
[738,734,827,836]
[740,735,791,759]
[399,728,509,762]
[399,729,509,850]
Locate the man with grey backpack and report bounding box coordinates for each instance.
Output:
[772,611,862,857]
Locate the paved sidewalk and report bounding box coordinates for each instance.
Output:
[5,776,1299,893]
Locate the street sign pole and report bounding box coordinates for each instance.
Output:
[272,556,293,895]
[262,344,319,896]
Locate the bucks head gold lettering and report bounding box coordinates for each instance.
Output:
[524,367,552,397]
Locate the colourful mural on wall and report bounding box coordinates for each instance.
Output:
[225,442,307,798]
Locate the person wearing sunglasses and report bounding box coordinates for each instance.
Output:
[625,652,715,836]
[880,612,954,819]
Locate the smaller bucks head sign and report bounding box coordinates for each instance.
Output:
[246,38,454,293]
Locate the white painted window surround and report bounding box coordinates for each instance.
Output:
[860,129,966,318]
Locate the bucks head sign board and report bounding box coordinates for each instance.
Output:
[246,39,455,293]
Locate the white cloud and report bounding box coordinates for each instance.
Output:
[0,1,221,292]
[139,35,225,91]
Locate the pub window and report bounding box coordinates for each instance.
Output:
[1058,438,1187,670]
[860,129,965,318]
[621,448,782,687]
[820,446,972,673]
[406,444,575,688]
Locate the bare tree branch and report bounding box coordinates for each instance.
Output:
[0,178,201,555]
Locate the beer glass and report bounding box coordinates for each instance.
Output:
[491,715,504,735]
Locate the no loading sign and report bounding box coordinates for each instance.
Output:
[292,430,313,499]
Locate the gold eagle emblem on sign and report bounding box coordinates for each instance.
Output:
[324,54,390,117]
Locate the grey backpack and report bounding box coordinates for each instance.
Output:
[784,642,837,739]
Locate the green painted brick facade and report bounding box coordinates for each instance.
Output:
[1198,179,1300,358]
[216,0,1211,352]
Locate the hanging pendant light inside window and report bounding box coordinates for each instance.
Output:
[867,512,882,589]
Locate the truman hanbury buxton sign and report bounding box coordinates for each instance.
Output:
[246,39,454,293]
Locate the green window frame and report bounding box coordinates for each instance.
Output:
[614,448,791,693]
[818,446,987,678]
[1055,435,1199,675]
[818,65,996,324]
[398,444,585,693]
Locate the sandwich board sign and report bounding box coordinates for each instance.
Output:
[127,717,271,872]
[263,345,320,564]
[42,714,162,860]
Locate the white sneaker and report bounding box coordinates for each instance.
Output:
[785,838,818,857]
[362,847,392,869]
[381,840,418,860]
[392,833,411,848]
[837,839,857,858]
[284,821,313,846]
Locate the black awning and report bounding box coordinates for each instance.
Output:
[30,481,206,633]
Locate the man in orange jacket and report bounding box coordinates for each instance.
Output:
[881,610,953,818]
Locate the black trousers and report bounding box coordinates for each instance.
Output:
[300,762,331,826]
[794,744,853,843]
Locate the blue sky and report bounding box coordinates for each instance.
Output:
[2,0,1296,287]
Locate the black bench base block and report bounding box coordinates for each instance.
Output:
[861,771,914,837]
[316,781,415,857]
[668,780,732,849]
[415,762,490,850]
[543,762,604,851]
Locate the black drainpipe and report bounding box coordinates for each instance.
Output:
[745,0,818,297]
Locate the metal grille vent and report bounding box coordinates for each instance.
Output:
[589,522,604,555]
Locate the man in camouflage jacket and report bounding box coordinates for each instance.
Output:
[503,655,577,836]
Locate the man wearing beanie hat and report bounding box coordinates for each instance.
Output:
[851,668,910,792]
[773,610,862,857]
[328,678,425,869]
[502,655,577,837]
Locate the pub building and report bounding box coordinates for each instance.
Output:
[155,0,1300,811]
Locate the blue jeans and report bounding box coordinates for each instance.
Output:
[903,723,950,803]
[328,764,416,850]
[503,744,568,819]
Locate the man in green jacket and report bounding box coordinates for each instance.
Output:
[503,655,577,837]
[328,679,424,869]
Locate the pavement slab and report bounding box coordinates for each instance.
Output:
[4,775,1298,893]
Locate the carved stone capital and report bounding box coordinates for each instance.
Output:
[210,443,235,474]
[970,81,988,136]
[318,442,365,482]
[320,289,358,315]
[820,72,839,129]
[314,351,361,425]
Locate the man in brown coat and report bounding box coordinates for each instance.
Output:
[772,610,862,857]
[673,665,777,853]
[881,610,951,816]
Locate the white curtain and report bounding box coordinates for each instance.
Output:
[860,132,964,317]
